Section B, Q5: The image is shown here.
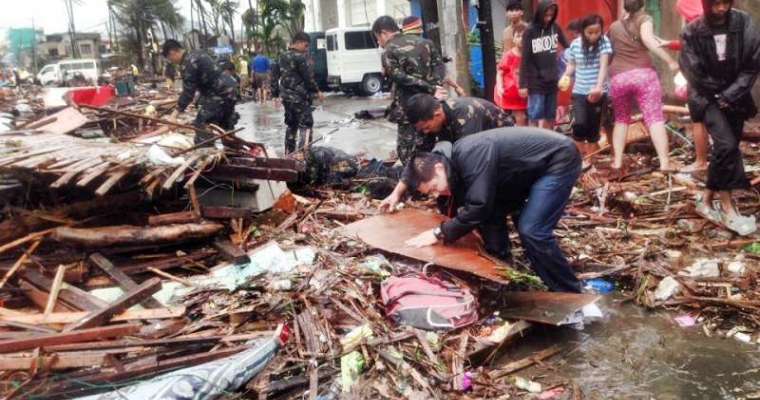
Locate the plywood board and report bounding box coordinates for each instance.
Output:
[342,209,509,283]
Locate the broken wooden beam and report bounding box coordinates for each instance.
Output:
[52,221,224,248]
[200,206,254,219]
[0,306,185,326]
[213,240,250,265]
[230,156,306,172]
[0,323,142,353]
[119,250,216,275]
[64,277,162,331]
[23,270,108,311]
[204,165,299,182]
[88,253,163,308]
[0,351,110,370]
[147,211,201,226]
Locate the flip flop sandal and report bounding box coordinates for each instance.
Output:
[694,194,721,224]
[722,213,757,236]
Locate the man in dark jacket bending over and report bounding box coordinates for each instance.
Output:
[680,0,760,236]
[379,93,514,212]
[404,128,582,293]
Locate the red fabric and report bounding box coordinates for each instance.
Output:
[66,86,115,106]
[677,0,703,22]
[495,51,527,111]
[668,40,682,51]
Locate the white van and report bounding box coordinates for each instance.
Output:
[325,27,384,95]
[37,59,101,85]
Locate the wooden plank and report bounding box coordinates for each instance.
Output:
[88,253,163,309]
[0,323,142,353]
[489,344,566,380]
[162,154,202,190]
[44,332,270,352]
[51,157,105,188]
[0,240,40,288]
[200,206,254,219]
[205,165,299,182]
[498,291,601,326]
[183,156,213,189]
[213,240,250,265]
[44,265,67,315]
[230,156,306,172]
[95,168,130,196]
[18,280,77,313]
[52,221,224,248]
[64,278,162,331]
[147,211,201,226]
[0,351,109,370]
[75,161,113,187]
[119,249,216,275]
[0,306,185,325]
[23,270,108,312]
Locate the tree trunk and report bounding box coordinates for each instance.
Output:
[228,1,236,46]
[52,221,224,248]
[196,0,209,49]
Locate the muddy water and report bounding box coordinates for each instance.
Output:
[500,296,760,399]
[234,95,397,158]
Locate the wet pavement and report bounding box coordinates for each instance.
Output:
[235,92,398,158]
[501,295,760,399]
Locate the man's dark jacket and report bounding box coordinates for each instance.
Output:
[679,5,760,120]
[432,128,580,243]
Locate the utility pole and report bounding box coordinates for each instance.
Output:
[475,0,496,101]
[31,19,38,74]
[65,0,79,58]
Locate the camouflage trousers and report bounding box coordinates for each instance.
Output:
[283,99,314,154]
[193,95,239,143]
[397,123,417,164]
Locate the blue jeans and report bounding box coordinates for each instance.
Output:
[527,92,558,122]
[516,164,582,293]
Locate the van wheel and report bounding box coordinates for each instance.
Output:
[361,74,382,95]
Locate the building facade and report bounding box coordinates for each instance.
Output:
[304,0,412,31]
[42,32,102,60]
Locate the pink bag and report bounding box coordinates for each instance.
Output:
[380,275,478,330]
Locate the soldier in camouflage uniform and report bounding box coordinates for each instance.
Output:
[378,93,514,212]
[271,32,323,154]
[163,40,240,143]
[406,93,515,152]
[372,16,444,164]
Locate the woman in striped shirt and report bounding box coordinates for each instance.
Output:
[560,14,613,170]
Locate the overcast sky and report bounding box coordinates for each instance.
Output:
[0,0,252,37]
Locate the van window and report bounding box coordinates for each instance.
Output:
[72,62,84,70]
[344,31,376,50]
[60,64,72,72]
[82,62,95,69]
[326,35,337,51]
[40,65,54,74]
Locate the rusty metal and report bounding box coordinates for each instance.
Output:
[342,209,509,283]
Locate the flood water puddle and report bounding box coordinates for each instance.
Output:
[498,296,760,399]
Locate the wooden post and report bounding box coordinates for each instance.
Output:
[476,0,497,102]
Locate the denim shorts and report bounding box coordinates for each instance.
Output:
[527,92,558,122]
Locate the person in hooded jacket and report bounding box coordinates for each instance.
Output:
[518,0,569,130]
[680,0,760,236]
[403,128,583,293]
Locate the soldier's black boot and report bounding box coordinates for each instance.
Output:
[285,128,297,154]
